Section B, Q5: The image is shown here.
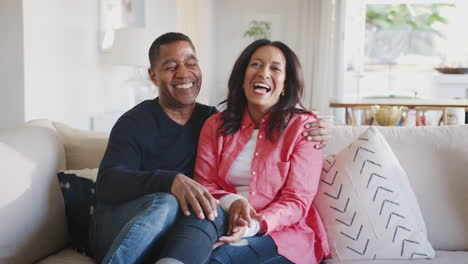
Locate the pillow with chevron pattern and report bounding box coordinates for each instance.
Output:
[314,127,435,261]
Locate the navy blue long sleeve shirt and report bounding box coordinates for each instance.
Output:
[96,98,218,204]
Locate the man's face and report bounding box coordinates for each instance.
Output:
[149,41,202,109]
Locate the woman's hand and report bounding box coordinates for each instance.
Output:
[213,226,248,249]
[228,199,264,234]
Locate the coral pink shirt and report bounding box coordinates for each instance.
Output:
[194,109,330,264]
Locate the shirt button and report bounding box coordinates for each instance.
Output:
[258,135,263,139]
[242,125,246,128]
[261,119,265,122]
[252,171,256,175]
[251,191,256,195]
[255,152,259,156]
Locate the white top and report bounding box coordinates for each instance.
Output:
[219,129,260,237]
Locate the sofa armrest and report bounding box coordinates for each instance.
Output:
[0,122,69,263]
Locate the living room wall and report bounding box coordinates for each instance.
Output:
[22,0,106,130]
[0,0,331,131]
[210,0,339,114]
[0,0,25,130]
[0,0,179,131]
[211,0,309,107]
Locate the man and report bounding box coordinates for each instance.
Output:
[90,32,331,264]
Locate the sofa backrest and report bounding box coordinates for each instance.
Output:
[323,125,468,251]
[52,122,108,170]
[0,120,68,264]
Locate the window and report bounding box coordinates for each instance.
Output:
[343,0,468,99]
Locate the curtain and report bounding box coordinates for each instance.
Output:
[297,0,345,115]
[176,0,214,105]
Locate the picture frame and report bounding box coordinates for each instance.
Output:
[100,0,145,51]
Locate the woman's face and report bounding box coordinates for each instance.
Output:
[243,45,286,112]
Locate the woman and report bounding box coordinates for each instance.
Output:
[156,39,330,264]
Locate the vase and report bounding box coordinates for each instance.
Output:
[371,105,404,126]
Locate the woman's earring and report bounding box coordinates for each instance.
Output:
[281,90,285,96]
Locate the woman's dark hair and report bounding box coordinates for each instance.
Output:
[218,39,308,142]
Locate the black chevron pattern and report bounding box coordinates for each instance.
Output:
[360,160,381,174]
[393,226,411,243]
[410,252,428,260]
[386,212,405,229]
[373,186,393,202]
[325,184,343,199]
[322,160,336,173]
[366,173,387,188]
[336,211,356,227]
[330,197,350,213]
[401,239,419,256]
[348,137,370,150]
[353,147,375,161]
[380,200,400,215]
[341,225,363,240]
[346,239,370,256]
[316,129,432,260]
[321,170,338,185]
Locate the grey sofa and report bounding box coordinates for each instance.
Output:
[0,120,467,264]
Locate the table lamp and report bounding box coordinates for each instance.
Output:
[108,28,157,108]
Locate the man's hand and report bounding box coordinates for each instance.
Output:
[171,174,219,221]
[227,199,264,234]
[303,114,332,149]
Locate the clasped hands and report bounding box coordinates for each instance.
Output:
[214,199,264,249]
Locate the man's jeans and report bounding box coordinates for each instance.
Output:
[89,193,179,264]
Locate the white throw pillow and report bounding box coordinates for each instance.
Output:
[314,127,435,261]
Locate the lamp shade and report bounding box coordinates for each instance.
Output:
[108,28,157,67]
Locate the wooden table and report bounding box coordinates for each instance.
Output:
[330,98,468,125]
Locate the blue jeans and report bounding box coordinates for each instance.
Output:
[89,193,179,264]
[157,207,293,264]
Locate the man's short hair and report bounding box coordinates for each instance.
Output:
[148,32,195,68]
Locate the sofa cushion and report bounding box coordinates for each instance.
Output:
[53,122,108,170]
[0,124,68,263]
[323,125,468,251]
[315,127,434,260]
[324,250,468,264]
[36,248,94,264]
[58,168,98,256]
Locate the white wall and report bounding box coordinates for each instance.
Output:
[2,0,321,131]
[211,0,314,107]
[0,0,25,130]
[20,0,178,130]
[23,0,104,129]
[99,0,178,114]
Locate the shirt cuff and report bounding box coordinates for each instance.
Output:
[152,169,180,193]
[219,193,246,212]
[242,219,260,238]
